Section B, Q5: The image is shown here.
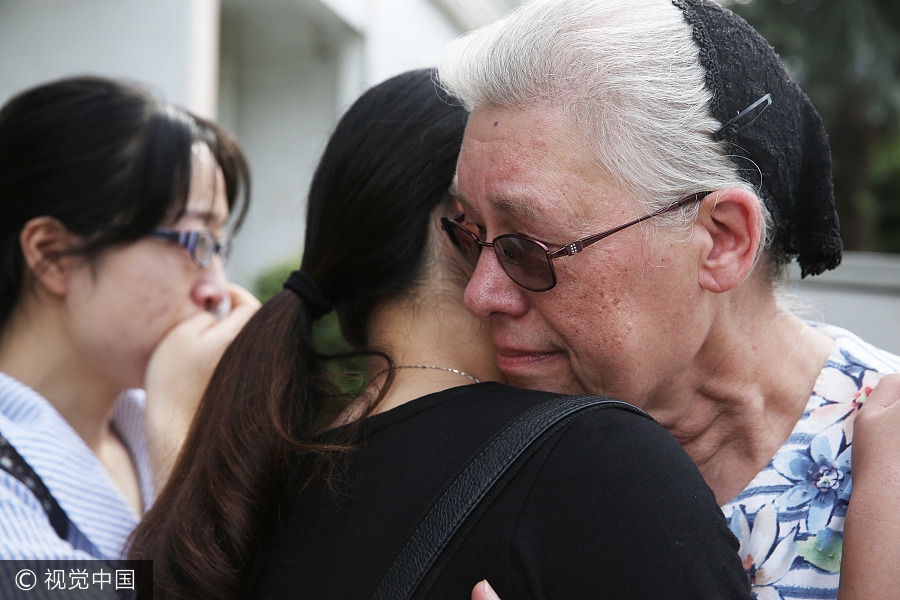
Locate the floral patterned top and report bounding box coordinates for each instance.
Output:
[721,322,900,600]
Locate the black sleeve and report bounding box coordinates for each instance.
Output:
[503,407,752,600]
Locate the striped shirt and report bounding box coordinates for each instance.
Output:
[721,322,900,599]
[0,372,154,559]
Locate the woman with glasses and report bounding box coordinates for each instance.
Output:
[129,69,752,599]
[0,75,258,560]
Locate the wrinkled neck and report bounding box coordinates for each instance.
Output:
[646,295,834,504]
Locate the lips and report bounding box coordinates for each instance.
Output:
[493,344,558,372]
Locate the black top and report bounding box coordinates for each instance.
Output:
[250,383,752,599]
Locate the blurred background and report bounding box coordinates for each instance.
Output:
[0,0,898,353]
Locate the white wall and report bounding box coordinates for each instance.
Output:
[0,0,218,116]
[363,0,461,91]
[789,251,900,355]
[219,0,474,288]
[219,0,359,286]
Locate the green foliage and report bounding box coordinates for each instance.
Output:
[253,260,296,303]
[252,260,367,404]
[313,313,367,398]
[722,0,900,252]
[872,135,900,252]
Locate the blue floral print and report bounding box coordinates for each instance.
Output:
[772,423,852,533]
[720,322,900,599]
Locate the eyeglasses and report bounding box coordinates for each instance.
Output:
[149,228,231,268]
[440,192,707,292]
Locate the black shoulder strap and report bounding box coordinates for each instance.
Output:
[0,430,72,540]
[370,395,651,600]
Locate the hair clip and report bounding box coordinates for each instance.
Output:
[713,93,772,141]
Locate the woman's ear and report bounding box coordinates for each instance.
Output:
[693,188,762,293]
[19,216,78,296]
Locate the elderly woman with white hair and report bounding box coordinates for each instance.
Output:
[439,0,900,598]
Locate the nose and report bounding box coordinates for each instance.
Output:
[463,248,530,320]
[191,256,228,314]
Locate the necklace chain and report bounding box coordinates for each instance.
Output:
[377,365,481,383]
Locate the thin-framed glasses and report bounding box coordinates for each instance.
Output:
[149,228,231,269]
[440,192,708,292]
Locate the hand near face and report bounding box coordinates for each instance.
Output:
[838,373,900,599]
[143,283,261,488]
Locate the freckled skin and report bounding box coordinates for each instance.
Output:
[456,105,708,407]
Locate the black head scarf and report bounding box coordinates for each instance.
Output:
[673,0,842,277]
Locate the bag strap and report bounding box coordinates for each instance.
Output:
[370,395,651,600]
[0,430,71,540]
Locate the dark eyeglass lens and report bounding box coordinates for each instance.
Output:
[446,222,481,267]
[493,236,554,291]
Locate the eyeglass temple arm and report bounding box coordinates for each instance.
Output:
[174,230,199,252]
[548,192,707,259]
[151,229,192,246]
[445,213,493,248]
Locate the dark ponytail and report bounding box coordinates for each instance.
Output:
[128,69,469,599]
[130,291,347,598]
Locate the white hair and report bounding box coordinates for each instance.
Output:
[439,0,780,274]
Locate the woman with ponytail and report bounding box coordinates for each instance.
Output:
[129,69,752,599]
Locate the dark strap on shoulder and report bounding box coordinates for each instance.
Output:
[0,430,71,540]
[370,395,651,600]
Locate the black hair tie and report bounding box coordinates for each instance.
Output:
[283,270,334,319]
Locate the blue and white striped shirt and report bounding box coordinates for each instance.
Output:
[0,372,154,559]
